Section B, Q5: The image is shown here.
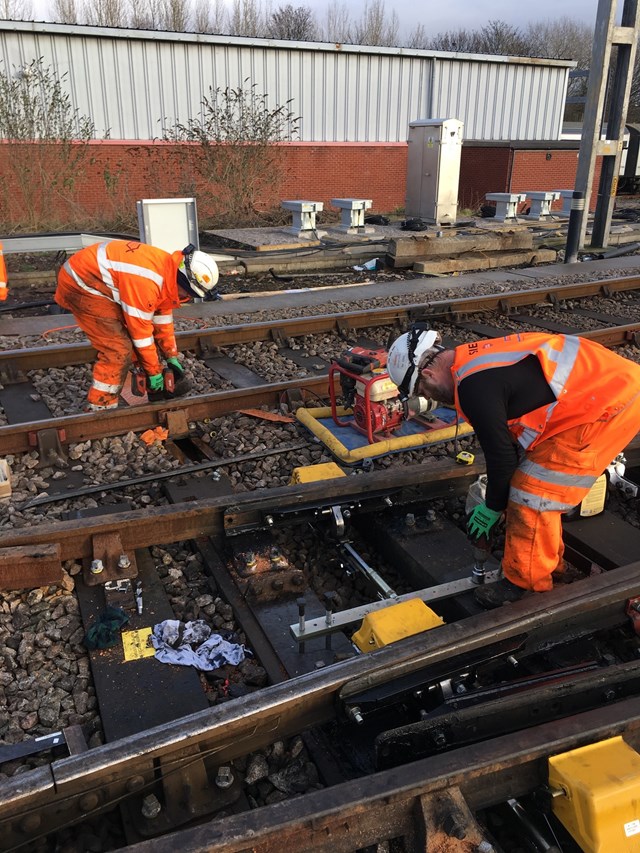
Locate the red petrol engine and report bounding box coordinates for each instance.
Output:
[329,346,404,444]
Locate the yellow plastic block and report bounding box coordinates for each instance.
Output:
[549,736,640,852]
[352,598,444,652]
[0,459,11,501]
[290,462,347,485]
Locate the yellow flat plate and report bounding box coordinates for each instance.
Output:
[122,627,155,661]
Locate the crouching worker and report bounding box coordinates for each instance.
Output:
[55,241,219,410]
[387,327,640,608]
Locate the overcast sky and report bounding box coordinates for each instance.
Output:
[31,0,602,35]
[312,0,601,37]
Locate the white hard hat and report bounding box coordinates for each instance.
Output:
[387,325,443,399]
[178,245,219,299]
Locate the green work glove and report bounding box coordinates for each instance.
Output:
[166,356,185,377]
[467,503,502,543]
[148,373,164,392]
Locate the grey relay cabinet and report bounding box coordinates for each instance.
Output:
[405,119,463,225]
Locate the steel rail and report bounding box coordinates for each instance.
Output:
[121,697,640,853]
[0,322,639,457]
[0,375,334,455]
[2,274,640,372]
[0,458,484,559]
[1,562,639,849]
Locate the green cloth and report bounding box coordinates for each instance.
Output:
[84,606,129,650]
[147,373,164,391]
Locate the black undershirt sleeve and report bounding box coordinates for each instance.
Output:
[457,355,556,510]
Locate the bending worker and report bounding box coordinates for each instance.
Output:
[55,240,219,410]
[387,327,640,608]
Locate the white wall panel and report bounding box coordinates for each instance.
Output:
[0,22,572,142]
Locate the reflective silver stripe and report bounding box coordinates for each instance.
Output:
[152,313,173,325]
[109,260,164,289]
[92,378,121,393]
[96,243,117,294]
[541,335,580,397]
[518,458,597,489]
[133,335,154,349]
[63,260,108,299]
[121,301,155,321]
[455,348,532,381]
[508,486,576,513]
[515,425,540,450]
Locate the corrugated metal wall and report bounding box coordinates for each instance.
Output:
[0,21,572,142]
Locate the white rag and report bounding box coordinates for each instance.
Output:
[151,619,246,671]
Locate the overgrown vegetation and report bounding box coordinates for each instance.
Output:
[164,81,300,226]
[0,57,97,232]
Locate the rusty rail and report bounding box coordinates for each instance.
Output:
[2,275,640,373]
[1,321,639,457]
[1,562,639,851]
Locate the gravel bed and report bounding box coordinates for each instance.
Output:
[1,262,639,851]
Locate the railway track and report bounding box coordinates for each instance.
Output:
[1,272,640,851]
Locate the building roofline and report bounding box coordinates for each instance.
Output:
[0,19,577,68]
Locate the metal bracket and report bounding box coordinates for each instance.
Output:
[161,409,190,438]
[336,318,352,337]
[84,531,138,587]
[270,328,287,347]
[28,427,67,468]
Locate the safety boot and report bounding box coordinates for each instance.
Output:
[474,577,531,609]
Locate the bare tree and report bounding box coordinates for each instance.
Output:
[83,0,129,27]
[349,0,398,46]
[51,0,78,23]
[525,17,592,62]
[268,4,317,41]
[193,0,226,33]
[159,0,191,31]
[322,0,351,44]
[0,0,33,19]
[129,0,164,28]
[406,23,429,50]
[229,0,267,37]
[477,20,528,56]
[428,28,481,54]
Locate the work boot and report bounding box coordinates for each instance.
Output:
[474,577,531,610]
[83,401,118,412]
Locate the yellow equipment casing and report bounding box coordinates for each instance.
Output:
[289,462,347,484]
[352,598,444,652]
[548,736,640,852]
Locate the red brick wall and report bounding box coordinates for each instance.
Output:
[0,140,602,230]
[459,147,513,211]
[510,149,601,211]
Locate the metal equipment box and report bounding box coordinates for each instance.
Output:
[352,598,444,652]
[405,119,463,225]
[549,735,640,852]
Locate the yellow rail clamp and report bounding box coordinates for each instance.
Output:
[352,598,444,653]
[290,462,347,485]
[549,735,640,852]
[456,451,475,465]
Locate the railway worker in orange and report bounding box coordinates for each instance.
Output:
[387,326,640,608]
[55,241,219,410]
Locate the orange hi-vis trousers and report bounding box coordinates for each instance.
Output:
[57,270,132,408]
[504,391,640,591]
[0,242,7,301]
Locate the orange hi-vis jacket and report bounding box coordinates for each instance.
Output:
[451,332,640,591]
[451,332,640,453]
[0,242,7,301]
[58,241,183,376]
